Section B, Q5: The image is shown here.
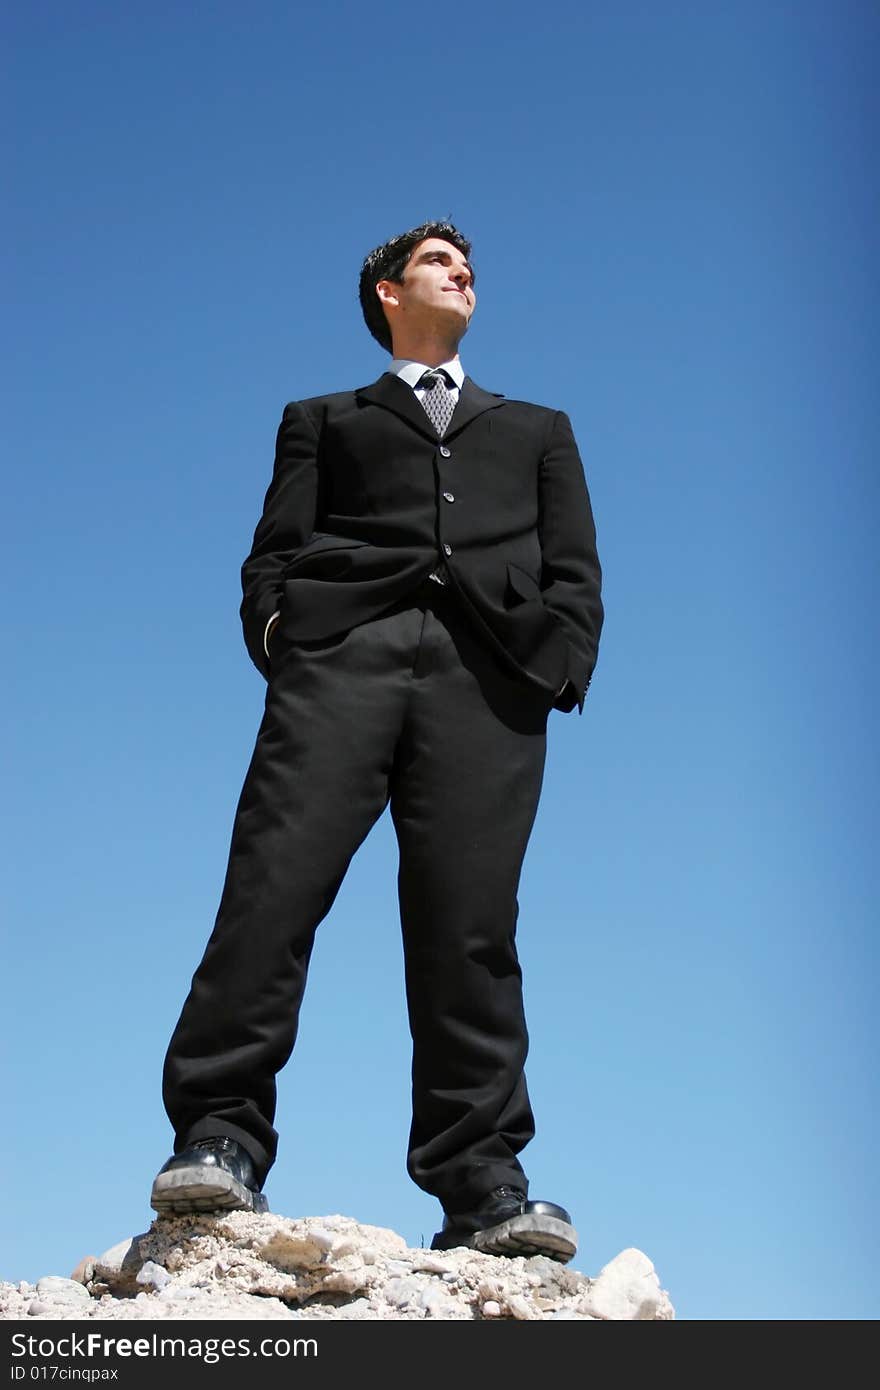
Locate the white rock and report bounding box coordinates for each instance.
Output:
[136,1261,170,1291]
[96,1237,139,1273]
[308,1228,337,1252]
[384,1275,419,1307]
[320,1268,370,1294]
[418,1284,459,1317]
[579,1248,674,1321]
[92,1233,151,1295]
[411,1255,452,1275]
[507,1293,540,1320]
[35,1276,91,1303]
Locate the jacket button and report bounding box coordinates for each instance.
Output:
[439,445,451,457]
[443,543,453,556]
[443,491,455,502]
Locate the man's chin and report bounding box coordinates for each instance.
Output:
[443,302,473,332]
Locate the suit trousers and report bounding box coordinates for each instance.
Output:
[161,583,553,1213]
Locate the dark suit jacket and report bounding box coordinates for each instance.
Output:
[240,372,603,713]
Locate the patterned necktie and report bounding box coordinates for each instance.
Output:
[417,369,456,437]
[416,370,455,586]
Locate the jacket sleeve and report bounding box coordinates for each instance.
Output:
[240,401,321,678]
[538,410,604,714]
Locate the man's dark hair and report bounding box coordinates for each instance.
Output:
[359,221,473,353]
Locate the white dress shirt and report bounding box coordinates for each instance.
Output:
[388,355,464,403]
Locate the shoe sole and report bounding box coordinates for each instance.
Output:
[150,1165,269,1217]
[432,1214,577,1263]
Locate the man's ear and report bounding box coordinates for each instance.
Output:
[375,279,401,310]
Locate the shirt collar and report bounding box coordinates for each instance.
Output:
[388,357,465,391]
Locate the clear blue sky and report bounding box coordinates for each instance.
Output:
[3,1,876,1320]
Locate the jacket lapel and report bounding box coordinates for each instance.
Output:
[445,376,506,439]
[356,373,505,442]
[356,373,437,442]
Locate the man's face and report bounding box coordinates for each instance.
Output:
[377,237,476,339]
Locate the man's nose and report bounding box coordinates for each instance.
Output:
[450,267,471,291]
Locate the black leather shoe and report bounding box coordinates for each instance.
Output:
[431,1185,577,1263]
[150,1136,269,1216]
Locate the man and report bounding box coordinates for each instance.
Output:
[152,222,603,1264]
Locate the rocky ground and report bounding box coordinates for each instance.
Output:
[1,1212,674,1321]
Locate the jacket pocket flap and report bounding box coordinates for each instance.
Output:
[506,561,543,603]
[284,534,370,574]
